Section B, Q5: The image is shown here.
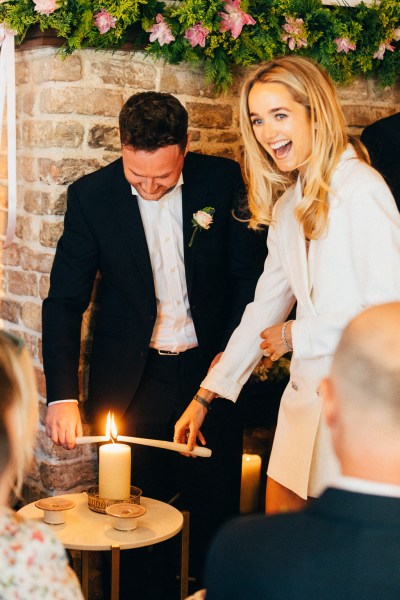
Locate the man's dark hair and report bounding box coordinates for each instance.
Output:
[119,91,189,152]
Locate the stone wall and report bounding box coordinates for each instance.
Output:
[0,46,399,502]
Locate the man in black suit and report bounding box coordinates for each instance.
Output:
[361,112,400,209]
[42,92,266,595]
[204,302,400,600]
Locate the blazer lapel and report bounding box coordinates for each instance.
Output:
[282,177,316,314]
[307,235,323,296]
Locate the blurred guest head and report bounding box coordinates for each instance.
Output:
[0,333,38,504]
[322,302,400,483]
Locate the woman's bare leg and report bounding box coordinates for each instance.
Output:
[265,477,309,515]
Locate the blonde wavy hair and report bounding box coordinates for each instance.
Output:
[240,56,369,239]
[0,333,38,499]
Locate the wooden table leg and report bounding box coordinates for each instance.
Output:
[111,545,121,600]
[180,511,190,600]
[81,550,89,599]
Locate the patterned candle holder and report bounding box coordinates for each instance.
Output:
[86,485,142,514]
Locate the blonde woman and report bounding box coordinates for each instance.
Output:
[174,56,400,514]
[0,332,83,599]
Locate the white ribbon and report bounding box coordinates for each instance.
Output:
[0,25,17,248]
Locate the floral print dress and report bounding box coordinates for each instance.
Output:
[0,509,83,599]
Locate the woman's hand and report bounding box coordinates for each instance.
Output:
[174,388,215,455]
[260,321,293,361]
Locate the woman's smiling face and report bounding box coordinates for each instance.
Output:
[248,81,312,175]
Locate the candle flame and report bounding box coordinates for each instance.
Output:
[105,411,118,442]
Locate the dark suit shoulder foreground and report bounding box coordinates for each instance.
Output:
[205,488,400,600]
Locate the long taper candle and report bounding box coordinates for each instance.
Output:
[117,435,212,458]
[75,436,109,444]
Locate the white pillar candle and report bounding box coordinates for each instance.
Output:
[240,453,262,514]
[99,443,131,500]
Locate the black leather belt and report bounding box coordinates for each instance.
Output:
[149,347,198,357]
[149,348,181,357]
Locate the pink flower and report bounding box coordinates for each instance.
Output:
[189,206,215,247]
[218,0,256,40]
[373,39,395,60]
[94,9,117,34]
[334,37,356,54]
[393,28,400,42]
[32,0,60,15]
[281,17,307,50]
[149,13,175,46]
[184,22,210,48]
[193,210,213,229]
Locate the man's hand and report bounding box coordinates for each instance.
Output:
[260,320,293,361]
[174,388,215,455]
[45,403,83,450]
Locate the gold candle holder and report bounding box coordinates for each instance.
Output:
[86,485,142,514]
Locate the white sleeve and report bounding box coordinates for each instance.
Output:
[292,178,400,359]
[201,221,296,400]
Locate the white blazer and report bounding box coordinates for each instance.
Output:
[202,146,400,498]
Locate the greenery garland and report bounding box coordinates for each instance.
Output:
[0,0,399,91]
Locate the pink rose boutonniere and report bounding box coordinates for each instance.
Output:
[189,207,215,248]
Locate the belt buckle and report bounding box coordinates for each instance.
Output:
[157,349,180,356]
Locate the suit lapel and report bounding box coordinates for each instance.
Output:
[113,169,155,299]
[182,158,209,296]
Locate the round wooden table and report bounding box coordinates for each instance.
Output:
[18,492,189,600]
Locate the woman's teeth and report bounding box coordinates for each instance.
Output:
[272,140,292,158]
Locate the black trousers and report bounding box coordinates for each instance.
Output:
[112,347,243,598]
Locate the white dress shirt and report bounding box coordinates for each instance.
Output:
[332,475,400,498]
[134,176,198,353]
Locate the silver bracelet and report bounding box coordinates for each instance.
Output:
[193,394,211,411]
[281,320,293,353]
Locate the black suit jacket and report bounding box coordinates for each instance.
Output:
[42,152,266,420]
[205,487,400,599]
[361,113,400,208]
